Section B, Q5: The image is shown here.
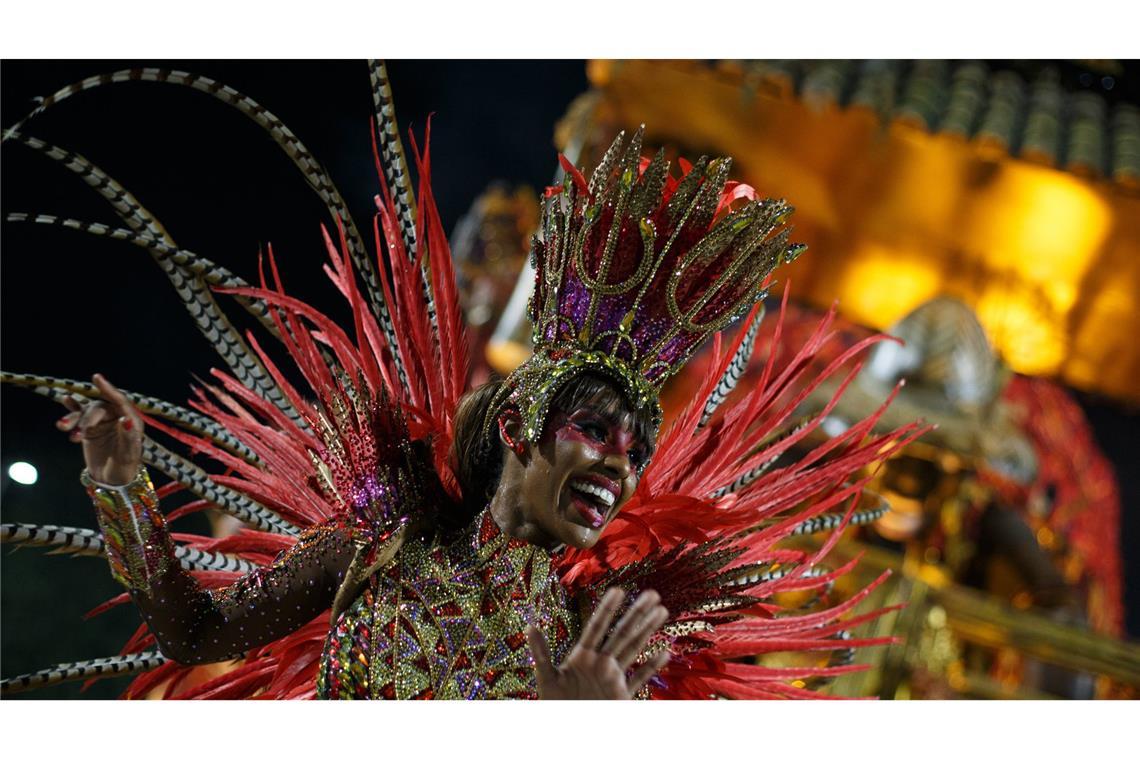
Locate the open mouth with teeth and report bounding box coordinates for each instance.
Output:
[565,476,619,529]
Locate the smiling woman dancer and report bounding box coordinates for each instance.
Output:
[4,64,921,700]
[67,366,664,699]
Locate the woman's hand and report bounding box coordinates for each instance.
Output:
[527,587,670,700]
[56,373,143,485]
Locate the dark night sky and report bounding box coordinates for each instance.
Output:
[1,60,588,396]
[1,60,1136,698]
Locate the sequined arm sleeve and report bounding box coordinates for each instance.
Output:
[82,467,355,665]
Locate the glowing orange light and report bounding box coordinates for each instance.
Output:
[975,285,1067,375]
[485,339,532,376]
[839,247,942,329]
[961,164,1110,279]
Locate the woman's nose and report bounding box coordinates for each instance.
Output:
[603,450,632,481]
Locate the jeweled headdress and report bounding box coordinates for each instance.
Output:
[495,128,805,442]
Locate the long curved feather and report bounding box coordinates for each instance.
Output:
[5,211,301,424]
[2,66,403,388]
[2,371,257,462]
[368,60,438,341]
[789,501,889,537]
[0,650,168,695]
[4,133,282,337]
[1,523,261,574]
[698,302,765,428]
[141,438,297,536]
[367,60,417,261]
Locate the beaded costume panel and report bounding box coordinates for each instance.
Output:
[318,510,579,699]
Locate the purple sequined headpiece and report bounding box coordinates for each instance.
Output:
[492,128,805,443]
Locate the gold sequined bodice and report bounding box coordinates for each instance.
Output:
[317,510,579,699]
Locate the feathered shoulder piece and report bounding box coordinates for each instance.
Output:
[170,116,467,544]
[558,291,930,698]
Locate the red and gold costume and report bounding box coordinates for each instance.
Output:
[1,62,923,699]
[320,509,578,699]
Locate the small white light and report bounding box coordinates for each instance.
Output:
[820,415,850,438]
[8,461,38,485]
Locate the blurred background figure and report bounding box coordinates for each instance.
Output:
[448,183,540,385]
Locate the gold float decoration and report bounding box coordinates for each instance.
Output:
[569,60,1140,402]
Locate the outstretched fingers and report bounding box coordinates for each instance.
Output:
[54,395,87,439]
[577,587,625,651]
[627,650,670,694]
[92,373,138,427]
[531,587,672,700]
[526,625,557,688]
[603,591,668,669]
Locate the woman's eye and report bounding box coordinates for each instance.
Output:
[575,421,606,441]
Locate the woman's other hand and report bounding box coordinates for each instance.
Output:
[527,586,669,700]
[56,373,143,485]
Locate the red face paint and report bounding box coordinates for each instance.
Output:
[497,398,654,552]
[548,409,647,472]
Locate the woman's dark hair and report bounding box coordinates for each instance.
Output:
[449,372,657,523]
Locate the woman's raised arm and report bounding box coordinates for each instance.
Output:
[60,374,354,664]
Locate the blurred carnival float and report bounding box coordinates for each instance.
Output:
[470,59,1140,699]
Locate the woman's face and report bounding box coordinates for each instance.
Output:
[501,398,652,551]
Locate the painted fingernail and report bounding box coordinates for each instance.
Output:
[121,418,134,431]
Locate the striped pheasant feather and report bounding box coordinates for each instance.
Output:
[698,302,765,429]
[3,66,405,393]
[0,651,169,696]
[1,523,261,574]
[6,131,282,336]
[1,371,256,461]
[367,60,418,259]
